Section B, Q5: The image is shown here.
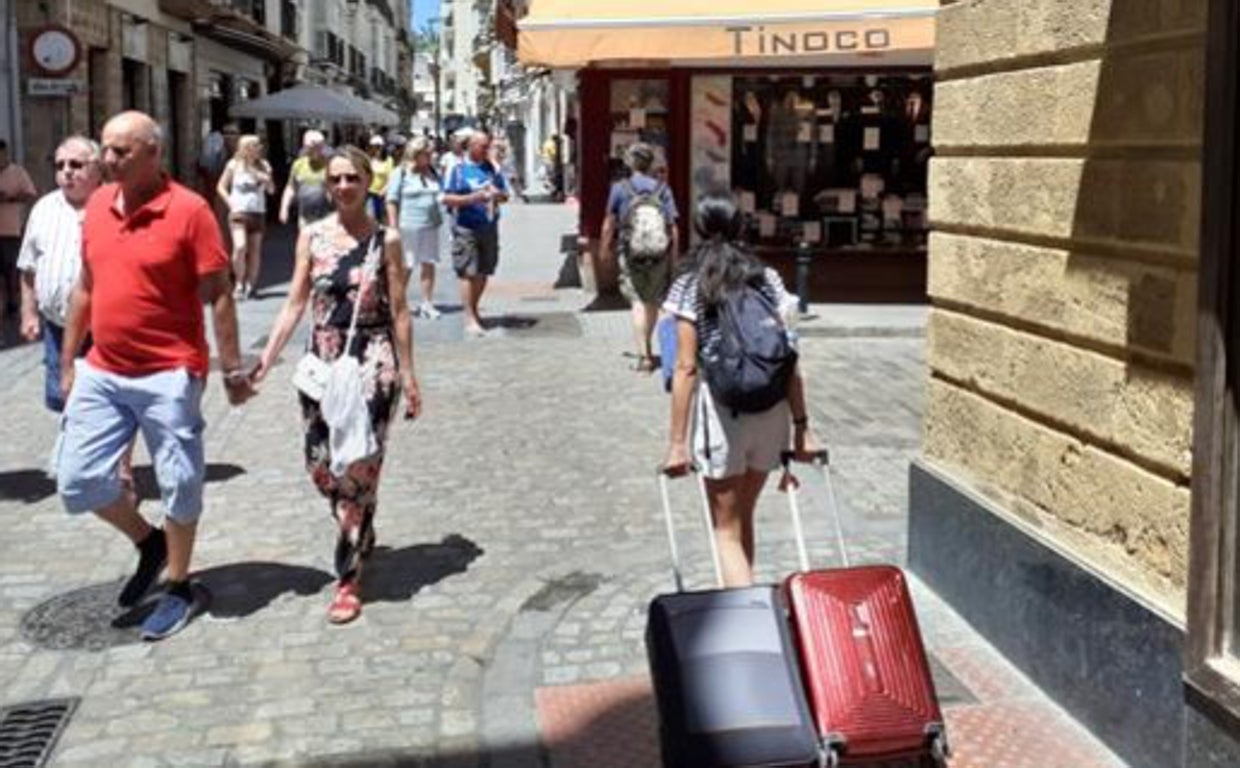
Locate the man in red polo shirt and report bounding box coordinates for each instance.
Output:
[56,111,254,641]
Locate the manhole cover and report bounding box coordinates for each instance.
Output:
[19,582,212,651]
[0,698,78,768]
[20,579,145,651]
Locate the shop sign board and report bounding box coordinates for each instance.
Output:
[519,13,935,68]
[27,78,85,97]
[725,25,893,56]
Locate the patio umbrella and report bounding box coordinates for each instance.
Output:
[362,100,400,128]
[229,83,374,124]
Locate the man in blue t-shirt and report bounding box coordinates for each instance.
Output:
[443,130,509,337]
[601,143,679,372]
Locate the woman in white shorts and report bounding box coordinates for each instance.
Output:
[663,194,820,587]
[386,136,444,319]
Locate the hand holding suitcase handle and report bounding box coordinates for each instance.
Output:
[781,448,830,467]
[779,449,850,569]
[656,464,725,591]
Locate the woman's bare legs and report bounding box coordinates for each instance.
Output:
[245,228,264,296]
[229,222,248,292]
[704,470,770,587]
[420,263,436,307]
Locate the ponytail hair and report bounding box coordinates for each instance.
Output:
[689,193,764,306]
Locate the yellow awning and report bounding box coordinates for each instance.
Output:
[518,1,937,69]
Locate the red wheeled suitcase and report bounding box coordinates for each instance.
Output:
[779,451,949,768]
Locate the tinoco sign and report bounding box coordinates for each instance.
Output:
[725,25,893,56]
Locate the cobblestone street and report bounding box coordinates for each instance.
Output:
[0,204,1124,767]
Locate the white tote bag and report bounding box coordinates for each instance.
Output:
[320,234,382,477]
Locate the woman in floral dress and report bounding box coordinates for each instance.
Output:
[253,145,422,624]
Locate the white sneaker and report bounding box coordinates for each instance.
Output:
[420,302,442,320]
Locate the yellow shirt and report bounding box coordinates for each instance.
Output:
[370,156,394,196]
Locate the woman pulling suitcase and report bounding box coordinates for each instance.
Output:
[662,193,821,587]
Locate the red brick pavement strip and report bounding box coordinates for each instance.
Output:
[536,673,1124,768]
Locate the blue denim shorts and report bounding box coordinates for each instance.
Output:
[56,360,206,522]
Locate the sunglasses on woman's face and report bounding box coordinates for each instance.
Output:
[327,172,362,186]
[54,159,88,171]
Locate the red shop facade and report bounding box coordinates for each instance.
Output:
[573,62,933,302]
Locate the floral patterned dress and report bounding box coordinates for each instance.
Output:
[301,222,401,582]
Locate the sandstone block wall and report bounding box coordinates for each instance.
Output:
[926,0,1205,611]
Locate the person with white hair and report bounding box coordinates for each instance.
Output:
[17,135,104,411]
[438,128,472,180]
[279,129,333,228]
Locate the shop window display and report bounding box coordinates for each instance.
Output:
[730,74,931,250]
[608,79,672,182]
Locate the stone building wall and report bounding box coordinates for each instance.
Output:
[925,0,1205,613]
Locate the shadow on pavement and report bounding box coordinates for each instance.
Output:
[19,562,333,651]
[251,682,657,768]
[194,561,334,618]
[0,462,245,504]
[362,533,484,604]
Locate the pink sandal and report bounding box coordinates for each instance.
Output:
[327,580,362,624]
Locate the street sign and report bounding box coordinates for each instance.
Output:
[27,78,84,96]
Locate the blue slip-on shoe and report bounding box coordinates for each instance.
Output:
[140,588,202,642]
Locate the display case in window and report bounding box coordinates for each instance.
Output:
[727,73,932,251]
[608,78,672,182]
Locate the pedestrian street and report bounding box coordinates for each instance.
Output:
[0,204,1124,767]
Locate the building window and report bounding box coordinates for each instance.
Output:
[606,78,671,179]
[728,74,930,251]
[280,0,298,39]
[1187,0,1240,718]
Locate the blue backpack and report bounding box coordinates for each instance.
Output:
[701,285,797,414]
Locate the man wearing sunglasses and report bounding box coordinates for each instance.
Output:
[0,138,39,321]
[16,136,103,412]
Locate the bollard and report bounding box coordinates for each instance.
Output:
[796,241,812,315]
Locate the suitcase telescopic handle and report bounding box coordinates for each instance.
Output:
[657,466,725,591]
[780,450,851,569]
[780,449,830,466]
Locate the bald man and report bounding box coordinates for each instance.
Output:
[56,111,254,641]
[442,130,509,336]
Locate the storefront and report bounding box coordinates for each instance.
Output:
[519,1,937,302]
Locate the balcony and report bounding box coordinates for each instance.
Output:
[369,66,397,96]
[159,0,303,63]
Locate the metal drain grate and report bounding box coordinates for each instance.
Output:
[0,698,79,768]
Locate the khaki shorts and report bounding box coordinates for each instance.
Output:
[620,254,671,305]
[692,384,791,480]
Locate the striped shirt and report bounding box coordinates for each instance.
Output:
[663,267,796,362]
[16,190,84,327]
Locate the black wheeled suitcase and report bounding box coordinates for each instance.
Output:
[646,470,820,768]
